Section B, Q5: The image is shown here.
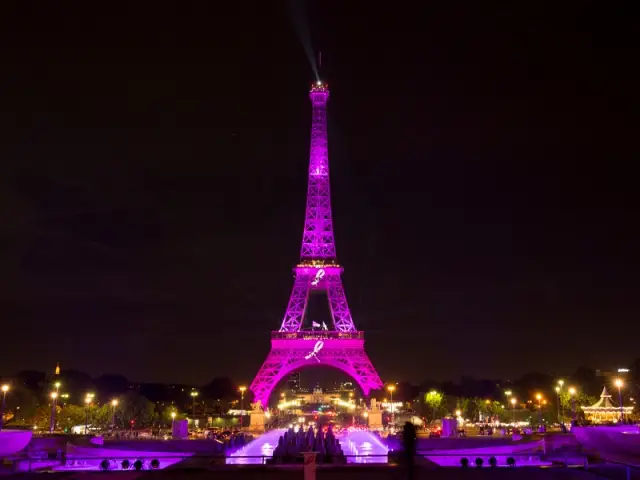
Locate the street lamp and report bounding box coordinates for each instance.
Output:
[614,378,624,422]
[568,387,576,422]
[510,397,517,424]
[535,394,543,426]
[556,380,565,423]
[429,390,438,424]
[555,386,561,424]
[0,385,9,431]
[110,399,119,428]
[84,394,93,435]
[387,385,396,425]
[190,391,199,429]
[49,392,58,433]
[238,386,247,429]
[170,411,176,431]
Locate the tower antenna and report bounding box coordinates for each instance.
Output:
[318,51,322,80]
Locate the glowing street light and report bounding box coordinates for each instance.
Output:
[110,399,119,428]
[504,390,512,397]
[387,385,396,423]
[48,391,59,433]
[568,387,577,421]
[84,394,93,435]
[170,411,177,431]
[0,385,10,431]
[614,378,625,421]
[238,386,247,428]
[190,390,199,428]
[510,397,517,424]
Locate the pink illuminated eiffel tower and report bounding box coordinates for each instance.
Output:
[249,81,383,407]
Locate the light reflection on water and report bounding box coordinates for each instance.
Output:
[226,429,389,465]
[227,429,283,465]
[340,431,389,464]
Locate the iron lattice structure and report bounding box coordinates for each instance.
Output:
[250,82,382,406]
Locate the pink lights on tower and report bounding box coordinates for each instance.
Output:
[302,81,334,260]
[248,81,382,407]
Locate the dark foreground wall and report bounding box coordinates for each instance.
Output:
[1,466,609,480]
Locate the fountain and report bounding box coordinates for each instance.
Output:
[227,426,389,465]
[267,425,346,464]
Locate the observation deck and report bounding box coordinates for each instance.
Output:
[310,80,329,93]
[271,331,364,341]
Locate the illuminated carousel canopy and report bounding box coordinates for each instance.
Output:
[581,386,633,422]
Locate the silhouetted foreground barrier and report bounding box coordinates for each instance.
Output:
[8,450,635,472]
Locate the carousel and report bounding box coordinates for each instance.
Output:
[581,386,633,423]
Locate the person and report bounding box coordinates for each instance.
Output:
[403,421,417,479]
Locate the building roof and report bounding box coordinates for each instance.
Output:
[582,386,633,412]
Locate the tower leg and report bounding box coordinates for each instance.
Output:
[250,340,383,407]
[326,273,356,332]
[279,273,311,332]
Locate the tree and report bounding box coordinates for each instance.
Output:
[201,377,236,400]
[32,405,53,430]
[471,397,489,422]
[455,397,470,418]
[94,375,129,396]
[56,404,110,431]
[559,390,597,420]
[3,384,39,425]
[424,391,444,422]
[119,392,156,427]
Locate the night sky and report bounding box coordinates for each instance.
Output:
[0,2,635,386]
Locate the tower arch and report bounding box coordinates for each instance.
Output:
[250,332,381,407]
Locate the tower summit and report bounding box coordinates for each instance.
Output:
[301,81,335,261]
[249,81,382,408]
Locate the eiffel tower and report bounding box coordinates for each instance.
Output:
[249,81,383,406]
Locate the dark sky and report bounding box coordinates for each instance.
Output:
[0,2,635,386]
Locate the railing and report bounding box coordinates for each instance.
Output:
[598,458,640,480]
[12,453,388,471]
[271,331,364,340]
[11,451,611,472]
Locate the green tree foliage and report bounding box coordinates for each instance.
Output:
[32,405,53,430]
[470,397,489,421]
[119,392,156,427]
[4,385,39,425]
[559,390,597,416]
[56,404,110,431]
[424,391,444,420]
[455,397,470,418]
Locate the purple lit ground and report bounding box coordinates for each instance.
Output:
[227,429,281,464]
[340,430,389,463]
[227,429,388,465]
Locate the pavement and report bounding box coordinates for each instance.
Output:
[0,465,629,479]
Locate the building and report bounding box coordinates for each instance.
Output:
[287,372,301,391]
[582,386,633,423]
